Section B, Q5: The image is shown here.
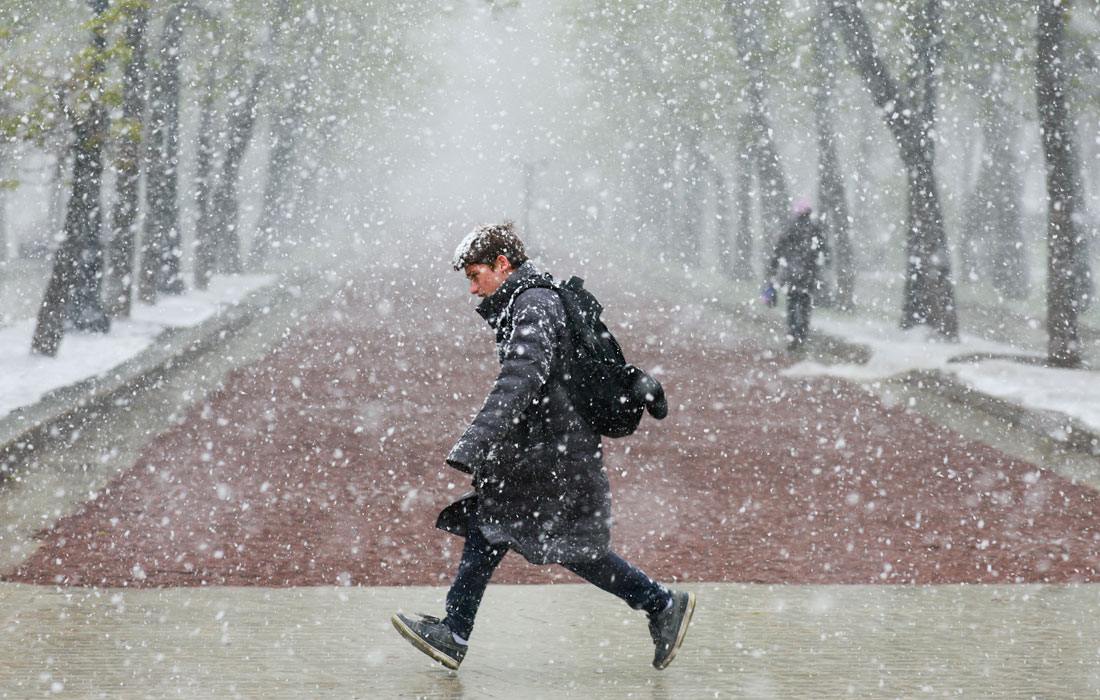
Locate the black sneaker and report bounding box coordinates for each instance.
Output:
[648,590,696,670]
[391,612,467,670]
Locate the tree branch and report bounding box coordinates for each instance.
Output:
[827,0,914,147]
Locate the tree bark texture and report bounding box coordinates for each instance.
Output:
[680,128,706,267]
[812,1,854,310]
[193,64,218,290]
[734,115,755,279]
[1037,0,1085,367]
[0,150,7,263]
[830,0,957,339]
[961,75,1028,300]
[139,2,186,303]
[713,167,733,275]
[210,68,266,274]
[727,0,790,262]
[32,0,112,356]
[105,2,149,318]
[249,3,306,270]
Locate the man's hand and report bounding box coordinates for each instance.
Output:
[760,281,778,308]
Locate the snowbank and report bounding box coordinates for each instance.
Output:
[0,275,274,420]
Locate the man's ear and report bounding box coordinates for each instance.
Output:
[494,255,512,272]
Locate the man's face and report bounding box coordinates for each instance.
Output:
[464,255,514,298]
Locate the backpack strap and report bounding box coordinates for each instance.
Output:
[495,273,559,346]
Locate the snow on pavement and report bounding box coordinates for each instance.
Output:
[784,315,1100,434]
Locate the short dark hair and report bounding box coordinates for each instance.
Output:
[451,220,528,271]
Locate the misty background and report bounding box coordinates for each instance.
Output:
[1,0,1098,363]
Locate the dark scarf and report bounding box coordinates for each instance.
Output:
[475,262,554,343]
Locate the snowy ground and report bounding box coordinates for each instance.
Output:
[0,274,274,420]
[786,314,1100,434]
[597,248,1100,442]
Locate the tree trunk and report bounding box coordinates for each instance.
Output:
[1037,0,1085,367]
[727,1,790,268]
[734,114,755,280]
[852,113,874,254]
[0,150,7,264]
[46,149,67,244]
[210,68,266,274]
[812,0,854,311]
[681,128,705,267]
[105,2,149,318]
[830,0,958,339]
[958,103,983,288]
[730,0,792,254]
[32,0,112,356]
[249,19,309,270]
[193,64,218,290]
[139,2,186,303]
[965,80,1028,299]
[714,167,733,275]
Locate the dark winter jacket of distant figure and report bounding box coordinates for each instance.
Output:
[438,262,611,565]
[767,212,830,294]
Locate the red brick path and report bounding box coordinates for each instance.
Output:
[8,271,1100,587]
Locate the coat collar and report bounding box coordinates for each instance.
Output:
[476,261,540,328]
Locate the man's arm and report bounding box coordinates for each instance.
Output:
[766,230,790,279]
[815,222,831,266]
[446,289,564,473]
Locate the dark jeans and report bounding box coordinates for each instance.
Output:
[443,512,671,640]
[786,289,813,345]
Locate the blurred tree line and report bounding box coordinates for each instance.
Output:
[1,0,1097,368]
[0,0,417,355]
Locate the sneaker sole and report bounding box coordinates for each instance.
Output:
[390,614,462,670]
[654,591,696,670]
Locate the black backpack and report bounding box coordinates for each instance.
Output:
[515,275,668,438]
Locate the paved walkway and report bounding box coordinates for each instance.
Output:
[2,582,1099,697]
[2,258,1100,697]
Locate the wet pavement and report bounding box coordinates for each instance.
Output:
[2,262,1100,696]
[2,582,1099,698]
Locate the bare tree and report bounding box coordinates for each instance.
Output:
[713,165,734,275]
[0,150,7,265]
[727,0,791,269]
[1037,0,1087,367]
[733,114,755,279]
[812,1,854,310]
[961,71,1028,300]
[208,67,266,274]
[830,0,958,339]
[249,73,309,270]
[679,127,707,267]
[192,62,219,290]
[105,1,149,318]
[32,0,112,356]
[139,2,187,303]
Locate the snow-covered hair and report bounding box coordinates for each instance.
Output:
[451,220,528,271]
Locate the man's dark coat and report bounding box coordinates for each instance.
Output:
[767,213,830,294]
[438,262,611,565]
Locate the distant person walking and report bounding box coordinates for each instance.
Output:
[766,199,830,352]
[391,221,695,671]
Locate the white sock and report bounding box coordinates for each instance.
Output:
[452,632,468,646]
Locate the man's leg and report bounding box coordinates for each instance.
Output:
[392,510,507,669]
[564,551,695,669]
[562,551,670,616]
[798,290,813,340]
[788,289,811,347]
[443,516,508,641]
